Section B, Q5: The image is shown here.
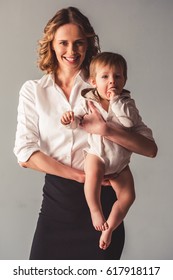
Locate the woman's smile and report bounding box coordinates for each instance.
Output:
[63,55,80,63]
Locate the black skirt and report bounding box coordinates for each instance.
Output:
[30,174,125,260]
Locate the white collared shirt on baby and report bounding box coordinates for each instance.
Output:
[79,88,154,174]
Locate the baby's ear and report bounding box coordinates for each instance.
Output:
[89,78,96,87]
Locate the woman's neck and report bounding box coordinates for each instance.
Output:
[55,69,80,99]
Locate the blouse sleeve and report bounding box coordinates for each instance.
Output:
[13,81,40,162]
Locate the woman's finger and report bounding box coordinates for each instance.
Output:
[87,101,98,114]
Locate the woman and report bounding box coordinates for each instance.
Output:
[14,7,157,260]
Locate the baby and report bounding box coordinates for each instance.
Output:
[61,52,149,250]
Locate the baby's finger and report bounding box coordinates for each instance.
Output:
[66,111,74,120]
[67,111,74,122]
[61,116,69,124]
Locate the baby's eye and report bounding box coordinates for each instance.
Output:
[101,75,108,79]
[115,74,121,79]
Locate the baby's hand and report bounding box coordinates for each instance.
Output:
[61,111,74,125]
[107,88,119,100]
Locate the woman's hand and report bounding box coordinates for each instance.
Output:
[80,101,157,157]
[80,101,107,135]
[101,180,111,186]
[73,169,85,183]
[101,172,119,186]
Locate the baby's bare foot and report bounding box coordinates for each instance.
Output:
[91,210,109,231]
[99,228,113,250]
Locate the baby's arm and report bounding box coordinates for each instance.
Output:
[110,92,139,128]
[61,111,75,125]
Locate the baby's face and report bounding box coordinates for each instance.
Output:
[92,64,126,100]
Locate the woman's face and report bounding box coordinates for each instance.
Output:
[52,23,88,73]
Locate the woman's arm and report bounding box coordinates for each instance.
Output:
[104,123,157,157]
[19,151,85,183]
[80,101,158,158]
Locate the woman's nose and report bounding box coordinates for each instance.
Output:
[68,43,76,54]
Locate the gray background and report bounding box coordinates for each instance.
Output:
[0,0,172,259]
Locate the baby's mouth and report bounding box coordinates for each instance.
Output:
[108,87,117,91]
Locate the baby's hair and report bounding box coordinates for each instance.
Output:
[89,52,127,80]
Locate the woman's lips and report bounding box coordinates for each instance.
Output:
[64,56,79,63]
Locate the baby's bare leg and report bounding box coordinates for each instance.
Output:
[100,166,135,250]
[84,154,108,231]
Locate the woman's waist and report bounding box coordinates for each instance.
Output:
[40,130,87,170]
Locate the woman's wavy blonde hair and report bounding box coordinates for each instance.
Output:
[38,7,100,78]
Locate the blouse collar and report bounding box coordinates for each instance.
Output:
[39,70,88,89]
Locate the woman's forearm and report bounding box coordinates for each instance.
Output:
[81,101,158,158]
[104,123,158,157]
[19,151,85,183]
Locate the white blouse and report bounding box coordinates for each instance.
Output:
[14,72,154,171]
[13,72,90,170]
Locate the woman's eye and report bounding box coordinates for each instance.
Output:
[75,41,84,46]
[60,41,68,46]
[102,75,108,79]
